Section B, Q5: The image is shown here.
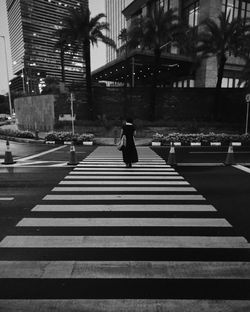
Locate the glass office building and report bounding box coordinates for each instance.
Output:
[6,0,88,94]
[105,0,133,62]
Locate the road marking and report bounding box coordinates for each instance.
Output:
[81,160,167,163]
[59,180,189,185]
[32,204,216,212]
[233,164,250,174]
[0,197,14,201]
[52,186,196,192]
[44,194,205,201]
[69,171,179,175]
[74,168,175,171]
[0,300,249,312]
[77,164,167,167]
[177,163,224,166]
[0,261,249,279]
[16,145,67,161]
[17,218,231,227]
[190,151,250,154]
[0,235,248,248]
[65,175,184,180]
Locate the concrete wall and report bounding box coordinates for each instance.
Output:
[93,87,246,122]
[14,95,55,132]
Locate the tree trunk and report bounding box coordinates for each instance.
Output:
[83,40,93,120]
[238,0,243,20]
[123,48,129,118]
[60,49,65,83]
[214,54,227,120]
[149,48,161,121]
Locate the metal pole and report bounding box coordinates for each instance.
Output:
[245,101,249,135]
[70,93,75,135]
[21,68,25,94]
[0,35,12,116]
[132,57,135,88]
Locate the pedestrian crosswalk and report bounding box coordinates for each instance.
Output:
[0,146,250,311]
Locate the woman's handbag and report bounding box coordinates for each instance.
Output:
[117,135,126,151]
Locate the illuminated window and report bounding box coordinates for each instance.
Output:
[222,77,239,87]
[222,0,250,22]
[182,1,199,27]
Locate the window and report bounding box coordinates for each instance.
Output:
[182,1,199,27]
[222,77,240,87]
[174,79,195,87]
[148,0,171,13]
[222,0,238,21]
[222,0,250,23]
[189,79,195,87]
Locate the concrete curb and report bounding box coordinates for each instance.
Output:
[0,135,45,144]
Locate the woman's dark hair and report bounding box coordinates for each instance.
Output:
[126,117,133,123]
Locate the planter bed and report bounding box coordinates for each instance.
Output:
[152,142,161,146]
[152,132,250,147]
[45,141,56,145]
[232,142,242,146]
[82,141,94,145]
[190,142,201,146]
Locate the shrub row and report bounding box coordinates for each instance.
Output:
[152,132,250,145]
[0,128,35,139]
[45,131,94,143]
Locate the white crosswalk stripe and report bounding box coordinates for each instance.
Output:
[0,146,249,311]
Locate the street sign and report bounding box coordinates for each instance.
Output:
[245,94,250,102]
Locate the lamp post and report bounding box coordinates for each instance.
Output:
[0,35,12,116]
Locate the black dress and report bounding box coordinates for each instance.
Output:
[121,123,138,164]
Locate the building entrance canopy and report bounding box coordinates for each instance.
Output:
[92,49,194,87]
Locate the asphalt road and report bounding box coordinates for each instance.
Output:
[154,148,250,241]
[0,143,250,309]
[0,142,250,243]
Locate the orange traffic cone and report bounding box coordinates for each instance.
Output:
[224,142,235,166]
[2,140,15,165]
[67,142,78,165]
[167,142,177,166]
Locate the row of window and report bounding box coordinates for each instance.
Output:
[172,77,244,88]
[222,0,250,22]
[173,79,195,88]
[221,77,244,88]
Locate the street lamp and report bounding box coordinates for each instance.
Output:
[0,35,12,116]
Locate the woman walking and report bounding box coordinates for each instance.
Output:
[120,118,138,168]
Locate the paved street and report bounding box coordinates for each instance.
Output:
[0,146,250,311]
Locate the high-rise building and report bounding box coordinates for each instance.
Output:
[6,0,88,94]
[105,0,133,62]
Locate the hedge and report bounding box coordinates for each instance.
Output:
[45,131,94,143]
[152,132,250,145]
[0,128,35,139]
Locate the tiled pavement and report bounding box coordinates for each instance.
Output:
[0,147,250,311]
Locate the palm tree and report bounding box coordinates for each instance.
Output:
[175,26,202,78]
[54,29,71,83]
[118,28,130,116]
[60,4,116,119]
[118,28,129,85]
[127,6,181,120]
[197,12,249,118]
[198,12,247,90]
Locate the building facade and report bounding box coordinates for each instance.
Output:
[93,0,248,88]
[6,0,88,94]
[105,0,133,63]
